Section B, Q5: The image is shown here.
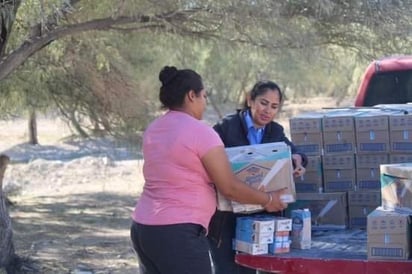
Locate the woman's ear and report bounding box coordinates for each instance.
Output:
[187,90,196,102]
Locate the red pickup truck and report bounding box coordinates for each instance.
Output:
[355,55,412,106]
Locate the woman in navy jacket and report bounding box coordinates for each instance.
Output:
[208,80,308,274]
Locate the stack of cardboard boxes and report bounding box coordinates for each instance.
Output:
[366,162,412,260]
[289,105,412,260]
[220,106,412,259]
[289,106,412,230]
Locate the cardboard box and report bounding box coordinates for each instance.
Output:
[323,154,355,170]
[390,130,412,153]
[294,155,323,192]
[356,168,381,190]
[286,192,348,229]
[323,114,355,132]
[356,153,389,168]
[367,207,411,260]
[305,155,322,172]
[380,163,412,213]
[355,112,390,154]
[233,239,268,255]
[289,112,323,133]
[322,111,356,155]
[291,132,323,156]
[348,190,381,206]
[356,154,389,190]
[356,130,390,153]
[323,131,356,154]
[389,111,412,131]
[347,190,381,229]
[355,113,389,132]
[323,169,356,192]
[349,205,376,229]
[388,111,412,153]
[322,154,356,192]
[390,153,412,164]
[290,112,324,156]
[295,171,323,193]
[217,142,295,213]
[236,216,275,233]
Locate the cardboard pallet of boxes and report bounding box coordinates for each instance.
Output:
[289,106,412,230]
[288,105,412,261]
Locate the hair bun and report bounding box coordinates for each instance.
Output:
[159,66,179,85]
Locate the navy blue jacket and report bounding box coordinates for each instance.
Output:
[213,109,308,166]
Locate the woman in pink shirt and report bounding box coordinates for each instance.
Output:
[130,66,288,274]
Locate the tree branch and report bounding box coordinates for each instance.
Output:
[0,15,159,80]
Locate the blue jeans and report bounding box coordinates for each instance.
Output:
[131,221,212,274]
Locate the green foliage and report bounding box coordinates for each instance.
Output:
[2,0,412,137]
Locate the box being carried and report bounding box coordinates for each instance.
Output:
[217,142,295,213]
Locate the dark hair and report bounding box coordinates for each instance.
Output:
[158,66,204,109]
[243,80,283,109]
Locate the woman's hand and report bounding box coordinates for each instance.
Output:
[263,189,288,212]
[292,154,306,177]
[293,165,306,177]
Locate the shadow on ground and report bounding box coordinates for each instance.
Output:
[9,191,142,274]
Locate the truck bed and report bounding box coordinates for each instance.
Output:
[235,229,412,274]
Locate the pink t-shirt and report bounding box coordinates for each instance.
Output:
[132,110,223,230]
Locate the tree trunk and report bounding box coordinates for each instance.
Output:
[208,90,224,121]
[0,154,16,272]
[28,109,38,145]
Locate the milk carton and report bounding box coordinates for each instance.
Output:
[291,208,311,249]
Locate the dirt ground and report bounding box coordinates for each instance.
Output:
[1,97,351,274]
[2,119,143,274]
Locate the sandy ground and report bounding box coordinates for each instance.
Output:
[2,118,143,274]
[0,97,352,273]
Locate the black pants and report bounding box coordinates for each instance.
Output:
[208,211,256,274]
[130,221,212,274]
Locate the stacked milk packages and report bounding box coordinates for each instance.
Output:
[269,217,293,254]
[233,215,293,255]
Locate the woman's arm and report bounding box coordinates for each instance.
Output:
[201,146,287,212]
